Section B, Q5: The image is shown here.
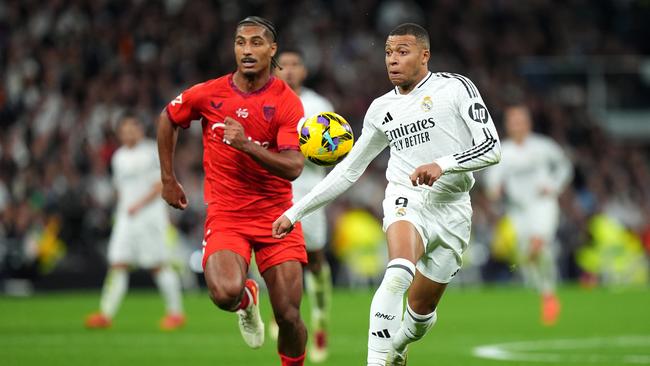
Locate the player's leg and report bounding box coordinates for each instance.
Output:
[86,223,131,328]
[204,249,266,348]
[389,270,446,365]
[86,263,130,328]
[367,220,424,366]
[204,250,248,310]
[202,223,262,348]
[302,209,332,363]
[140,223,185,330]
[305,248,332,338]
[263,260,307,366]
[532,235,561,326]
[150,265,185,330]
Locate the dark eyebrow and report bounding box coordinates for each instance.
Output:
[386,43,413,48]
[236,35,266,41]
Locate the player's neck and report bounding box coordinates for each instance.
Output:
[397,69,430,95]
[233,70,272,93]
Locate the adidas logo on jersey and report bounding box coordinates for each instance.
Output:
[371,329,391,338]
[382,111,394,125]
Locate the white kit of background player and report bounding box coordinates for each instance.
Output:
[85,116,184,330]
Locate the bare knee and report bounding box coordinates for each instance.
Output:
[207,279,245,311]
[274,304,302,331]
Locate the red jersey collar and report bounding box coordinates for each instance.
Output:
[228,72,275,97]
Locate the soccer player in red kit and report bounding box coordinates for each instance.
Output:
[157,16,307,366]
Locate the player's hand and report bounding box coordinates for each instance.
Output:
[539,186,555,197]
[272,215,294,239]
[127,202,143,216]
[162,179,188,210]
[409,163,443,186]
[222,117,248,150]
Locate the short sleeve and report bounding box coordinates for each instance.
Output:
[165,82,204,129]
[276,92,305,151]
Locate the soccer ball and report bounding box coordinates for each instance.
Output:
[299,112,354,166]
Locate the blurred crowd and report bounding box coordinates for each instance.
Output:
[1,0,649,287]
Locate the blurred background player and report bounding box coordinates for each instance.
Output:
[485,104,573,326]
[85,114,185,330]
[274,48,334,363]
[273,23,501,366]
[157,16,309,366]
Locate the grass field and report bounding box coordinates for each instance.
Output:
[1,286,649,365]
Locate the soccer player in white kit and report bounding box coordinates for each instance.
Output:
[274,49,334,362]
[85,114,185,330]
[485,104,572,326]
[273,24,501,365]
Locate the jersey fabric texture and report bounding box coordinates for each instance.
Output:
[285,72,501,282]
[108,139,169,268]
[292,87,334,251]
[165,73,307,270]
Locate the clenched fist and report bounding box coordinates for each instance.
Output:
[222,117,248,150]
[409,162,443,186]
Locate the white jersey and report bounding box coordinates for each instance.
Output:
[293,88,334,198]
[285,72,501,223]
[485,134,572,210]
[112,139,167,222]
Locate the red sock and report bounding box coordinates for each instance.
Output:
[236,288,251,311]
[279,352,305,366]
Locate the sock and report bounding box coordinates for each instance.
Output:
[367,258,415,365]
[236,285,253,311]
[154,266,184,315]
[100,268,129,318]
[279,352,305,366]
[392,303,438,353]
[305,262,332,331]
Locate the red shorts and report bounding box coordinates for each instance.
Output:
[201,212,306,274]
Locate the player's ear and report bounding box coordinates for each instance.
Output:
[270,42,277,57]
[421,48,430,65]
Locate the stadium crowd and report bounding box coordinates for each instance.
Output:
[1,0,649,287]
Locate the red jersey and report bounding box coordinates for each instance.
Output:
[165,73,304,219]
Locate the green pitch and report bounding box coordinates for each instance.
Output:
[1,286,649,365]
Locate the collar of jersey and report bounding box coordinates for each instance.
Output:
[228,72,276,97]
[393,71,433,96]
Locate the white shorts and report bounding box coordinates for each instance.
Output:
[301,209,328,251]
[382,188,472,284]
[108,214,169,268]
[509,199,559,252]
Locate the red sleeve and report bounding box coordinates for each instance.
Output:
[165,82,204,129]
[276,92,305,151]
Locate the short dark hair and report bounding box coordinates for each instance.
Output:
[388,23,430,49]
[278,47,304,61]
[237,16,278,42]
[117,111,141,129]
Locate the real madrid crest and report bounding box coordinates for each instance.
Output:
[421,96,433,112]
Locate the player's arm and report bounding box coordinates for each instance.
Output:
[157,111,187,210]
[411,78,501,186]
[222,117,304,180]
[273,107,388,238]
[157,86,201,210]
[484,156,506,201]
[128,181,163,215]
[543,139,573,196]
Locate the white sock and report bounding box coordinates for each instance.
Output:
[367,258,415,365]
[154,266,184,315]
[100,268,129,318]
[305,262,332,331]
[392,303,438,353]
